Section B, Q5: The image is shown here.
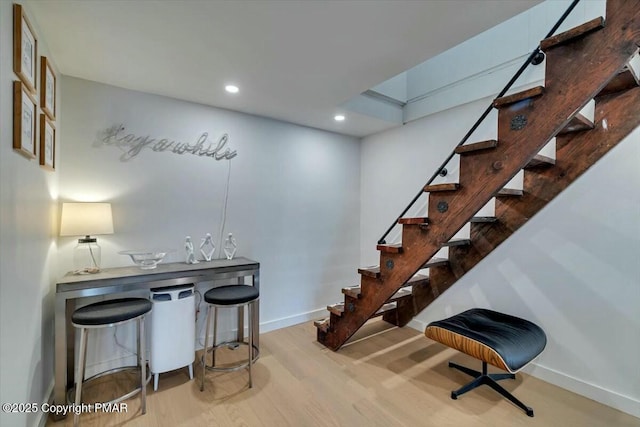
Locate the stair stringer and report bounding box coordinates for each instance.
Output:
[317,0,640,351]
[421,87,640,311]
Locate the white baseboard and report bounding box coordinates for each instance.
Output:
[259,308,327,334]
[522,363,640,419]
[407,320,640,419]
[37,380,54,427]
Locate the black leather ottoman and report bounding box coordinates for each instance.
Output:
[425,308,546,416]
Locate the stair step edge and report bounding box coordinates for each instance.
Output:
[598,66,640,97]
[494,86,544,108]
[540,16,605,51]
[371,302,397,318]
[496,188,524,197]
[358,265,380,278]
[422,257,449,268]
[526,154,556,169]
[424,183,459,192]
[470,216,497,223]
[314,318,329,332]
[442,238,471,247]
[398,217,429,225]
[558,112,595,135]
[454,140,498,154]
[341,273,429,297]
[377,243,403,253]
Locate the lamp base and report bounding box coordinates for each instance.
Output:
[73,236,102,274]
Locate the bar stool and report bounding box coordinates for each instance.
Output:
[200,285,259,392]
[71,298,152,426]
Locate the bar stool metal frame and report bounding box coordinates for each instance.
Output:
[200,285,259,392]
[69,298,152,426]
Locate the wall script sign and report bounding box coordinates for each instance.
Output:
[101,124,237,161]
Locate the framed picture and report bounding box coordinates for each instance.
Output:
[41,56,56,120]
[40,114,56,170]
[13,4,38,94]
[13,81,38,159]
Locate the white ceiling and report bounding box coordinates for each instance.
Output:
[27,0,540,137]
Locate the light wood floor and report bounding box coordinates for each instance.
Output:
[47,319,640,426]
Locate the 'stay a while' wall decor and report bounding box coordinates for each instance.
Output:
[101,125,237,162]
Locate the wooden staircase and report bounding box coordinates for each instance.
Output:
[316,0,640,351]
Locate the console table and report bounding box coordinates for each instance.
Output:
[54,257,259,409]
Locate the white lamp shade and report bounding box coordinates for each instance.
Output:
[60,203,114,237]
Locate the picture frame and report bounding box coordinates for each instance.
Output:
[13,4,38,94]
[41,56,56,120]
[39,114,56,170]
[13,81,38,159]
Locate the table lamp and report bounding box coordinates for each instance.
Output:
[60,202,114,274]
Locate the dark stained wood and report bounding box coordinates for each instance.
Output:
[540,17,605,51]
[558,112,594,134]
[422,257,449,268]
[497,188,524,197]
[455,140,498,154]
[342,285,361,298]
[424,183,459,192]
[314,318,329,333]
[377,243,403,253]
[398,217,429,225]
[446,86,640,288]
[493,86,544,107]
[343,273,429,298]
[327,302,345,316]
[598,66,639,97]
[470,216,497,223]
[442,238,471,247]
[357,266,380,279]
[526,154,555,169]
[318,1,640,350]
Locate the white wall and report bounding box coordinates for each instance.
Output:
[404,0,606,122]
[0,2,61,426]
[360,2,640,417]
[59,76,361,375]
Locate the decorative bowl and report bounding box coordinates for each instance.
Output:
[119,249,174,269]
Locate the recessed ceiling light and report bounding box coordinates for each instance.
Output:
[334,115,345,122]
[225,85,239,94]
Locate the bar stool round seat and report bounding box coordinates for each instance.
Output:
[70,298,152,426]
[201,285,259,392]
[72,298,153,326]
[204,285,259,306]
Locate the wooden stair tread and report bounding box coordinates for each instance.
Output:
[525,154,555,169]
[493,86,544,108]
[314,318,329,332]
[540,17,605,51]
[558,112,594,134]
[342,274,429,298]
[454,140,498,155]
[358,265,380,278]
[398,217,429,225]
[442,238,471,247]
[496,188,524,197]
[598,67,640,97]
[372,302,397,317]
[470,216,497,223]
[424,183,459,192]
[377,243,403,253]
[422,257,449,268]
[327,301,399,317]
